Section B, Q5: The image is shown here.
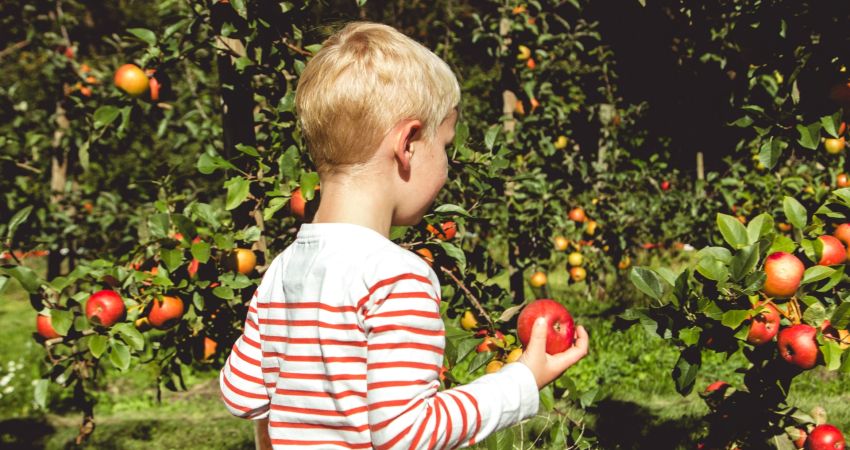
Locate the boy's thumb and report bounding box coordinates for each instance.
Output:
[527,318,549,351]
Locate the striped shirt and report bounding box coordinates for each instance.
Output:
[220,222,539,449]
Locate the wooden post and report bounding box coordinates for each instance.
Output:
[696,151,704,181]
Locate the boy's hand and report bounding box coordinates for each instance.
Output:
[517,318,589,389]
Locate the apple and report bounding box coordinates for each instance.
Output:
[415,248,434,266]
[36,314,61,339]
[113,63,149,97]
[517,299,575,354]
[661,180,671,191]
[704,380,729,394]
[86,290,126,327]
[569,266,587,282]
[778,223,793,232]
[568,252,584,267]
[506,348,523,363]
[806,424,845,450]
[203,337,218,360]
[746,302,781,345]
[817,235,847,266]
[553,235,569,251]
[517,45,531,60]
[568,207,587,223]
[763,252,804,298]
[618,256,631,270]
[427,221,457,240]
[476,332,505,352]
[485,360,504,374]
[825,138,846,154]
[838,173,850,188]
[290,185,320,220]
[526,58,536,70]
[226,248,257,275]
[460,310,478,331]
[777,324,820,369]
[145,68,161,102]
[835,223,850,247]
[793,427,808,449]
[529,271,547,288]
[554,135,568,150]
[585,220,598,236]
[148,295,184,330]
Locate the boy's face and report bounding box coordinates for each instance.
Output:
[393,109,457,226]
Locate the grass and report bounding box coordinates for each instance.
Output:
[1,253,849,449]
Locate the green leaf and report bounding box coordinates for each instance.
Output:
[455,337,478,363]
[821,340,843,371]
[33,379,49,409]
[783,196,807,230]
[696,257,728,282]
[730,245,759,281]
[629,267,664,301]
[93,106,120,129]
[2,264,42,293]
[759,137,786,170]
[672,346,701,395]
[113,323,145,351]
[160,248,183,272]
[49,309,73,336]
[6,205,33,242]
[468,351,492,374]
[438,241,467,273]
[801,266,834,285]
[746,213,774,244]
[453,121,469,149]
[831,302,850,329]
[796,122,821,150]
[225,177,251,210]
[235,143,259,157]
[721,309,750,329]
[109,341,131,371]
[191,241,211,263]
[484,125,500,151]
[768,234,797,255]
[539,384,555,411]
[802,302,828,326]
[278,91,295,113]
[697,247,732,263]
[433,204,471,217]
[212,286,234,299]
[88,334,108,358]
[821,111,843,138]
[717,213,749,249]
[127,28,157,45]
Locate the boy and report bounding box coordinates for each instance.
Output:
[219,21,589,449]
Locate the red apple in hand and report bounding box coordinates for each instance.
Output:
[517,299,575,354]
[806,424,845,450]
[36,314,61,339]
[817,235,847,266]
[746,302,781,345]
[778,324,820,369]
[763,252,804,298]
[86,290,126,327]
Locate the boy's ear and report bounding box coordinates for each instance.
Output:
[394,119,421,173]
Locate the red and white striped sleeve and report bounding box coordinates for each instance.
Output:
[359,251,539,449]
[220,290,270,419]
[220,256,282,420]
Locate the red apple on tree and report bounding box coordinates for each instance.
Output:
[36,313,61,339]
[777,324,820,370]
[86,290,126,327]
[660,180,671,191]
[763,252,804,298]
[806,424,845,450]
[746,302,781,345]
[834,223,850,247]
[148,295,185,330]
[517,299,575,354]
[817,235,846,266]
[704,380,729,394]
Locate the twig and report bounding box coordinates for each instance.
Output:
[281,36,312,57]
[0,40,30,61]
[45,329,97,348]
[16,161,43,174]
[439,266,494,328]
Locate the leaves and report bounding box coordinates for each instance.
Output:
[717,213,749,249]
[672,346,700,395]
[127,28,157,45]
[783,196,807,230]
[629,267,664,301]
[93,106,121,129]
[796,122,821,150]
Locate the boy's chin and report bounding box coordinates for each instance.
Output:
[391,212,427,227]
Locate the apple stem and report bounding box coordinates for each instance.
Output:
[440,266,494,328]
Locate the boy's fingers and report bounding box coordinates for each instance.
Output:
[553,325,589,366]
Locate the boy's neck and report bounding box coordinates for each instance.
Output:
[310,177,394,238]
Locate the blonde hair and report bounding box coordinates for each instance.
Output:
[296,22,461,174]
